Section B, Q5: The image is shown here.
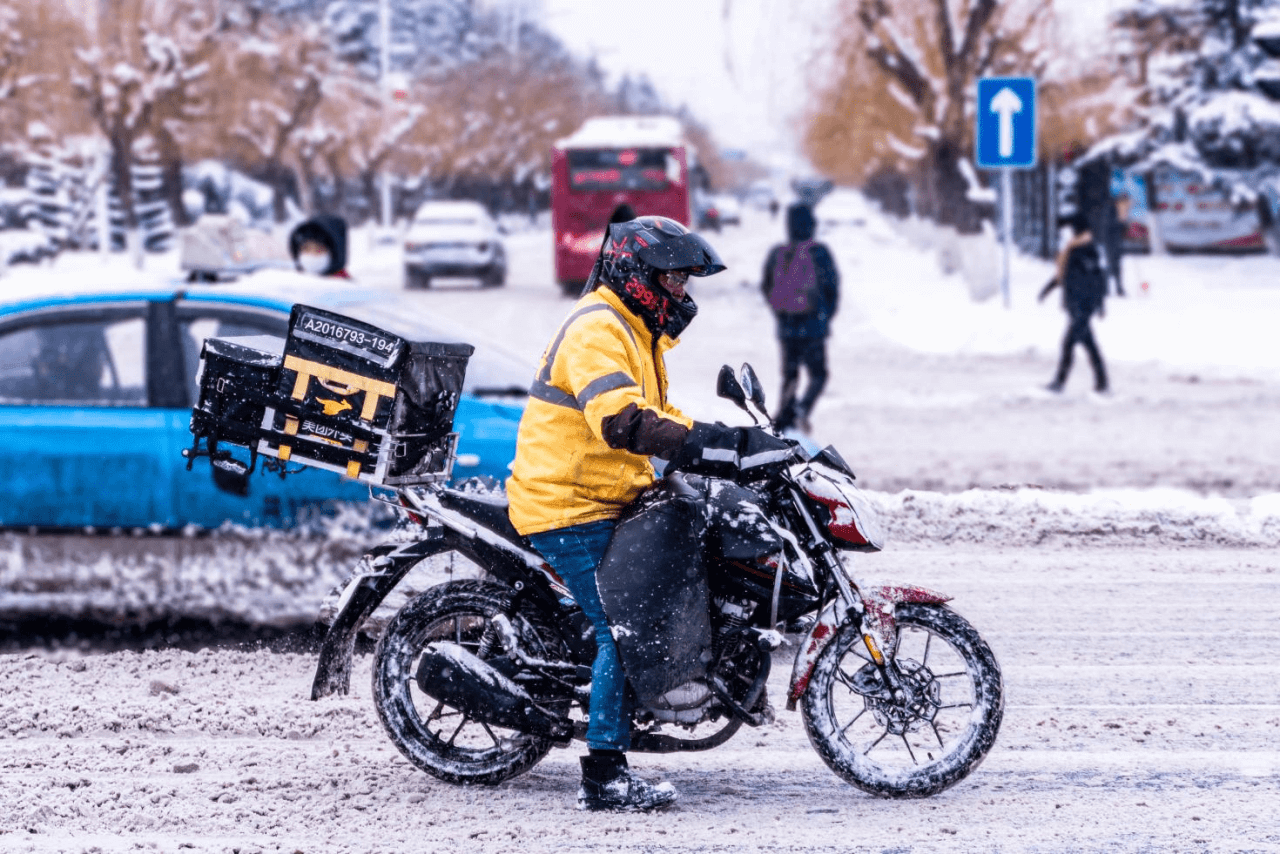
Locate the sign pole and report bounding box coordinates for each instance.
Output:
[1001,169,1013,308]
[379,0,393,231]
[975,76,1037,311]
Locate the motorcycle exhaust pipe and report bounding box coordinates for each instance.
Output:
[415,642,573,741]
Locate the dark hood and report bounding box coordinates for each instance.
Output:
[289,214,348,275]
[786,203,816,242]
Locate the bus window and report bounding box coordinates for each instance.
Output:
[567,149,675,192]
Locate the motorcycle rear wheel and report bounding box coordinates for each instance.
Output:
[801,602,1003,798]
[372,580,571,785]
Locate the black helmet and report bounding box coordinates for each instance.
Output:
[602,215,726,280]
[595,215,726,338]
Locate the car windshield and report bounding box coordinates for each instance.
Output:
[323,300,531,398]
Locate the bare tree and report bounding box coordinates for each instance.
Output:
[0,2,86,145]
[406,52,611,205]
[72,0,220,257]
[807,0,1054,231]
[1112,2,1207,92]
[0,3,28,102]
[206,15,334,222]
[324,79,426,222]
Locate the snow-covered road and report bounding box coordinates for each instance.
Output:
[3,543,1277,853]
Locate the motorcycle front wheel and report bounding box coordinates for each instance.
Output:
[801,602,1004,798]
[372,580,571,785]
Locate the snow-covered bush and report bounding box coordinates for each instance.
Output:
[1095,0,1280,220]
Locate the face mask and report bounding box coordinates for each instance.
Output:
[298,252,330,275]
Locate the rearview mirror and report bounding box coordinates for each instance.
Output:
[716,364,747,407]
[740,363,767,410]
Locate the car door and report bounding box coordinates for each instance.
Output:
[0,299,172,528]
[168,298,370,528]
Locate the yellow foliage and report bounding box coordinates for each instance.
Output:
[805,0,1140,193]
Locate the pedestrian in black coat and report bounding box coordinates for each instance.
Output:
[1039,214,1109,394]
[1101,193,1131,297]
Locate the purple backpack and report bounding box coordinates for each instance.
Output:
[768,240,818,314]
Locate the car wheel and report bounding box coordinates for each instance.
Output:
[406,268,431,289]
[481,266,506,288]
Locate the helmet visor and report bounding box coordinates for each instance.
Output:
[636,232,726,276]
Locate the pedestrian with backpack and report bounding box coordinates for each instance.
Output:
[761,203,840,433]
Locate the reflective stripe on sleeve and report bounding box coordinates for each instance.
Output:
[532,300,642,412]
[529,379,580,409]
[577,372,637,408]
[530,372,638,411]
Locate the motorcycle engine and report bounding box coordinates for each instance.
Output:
[645,679,713,724]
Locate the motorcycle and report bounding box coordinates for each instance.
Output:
[310,363,1003,798]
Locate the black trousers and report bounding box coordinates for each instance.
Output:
[1053,313,1108,392]
[778,336,828,428]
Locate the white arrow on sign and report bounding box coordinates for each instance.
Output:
[990,87,1023,158]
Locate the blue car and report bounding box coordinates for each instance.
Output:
[0,290,528,530]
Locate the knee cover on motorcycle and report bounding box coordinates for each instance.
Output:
[595,483,710,705]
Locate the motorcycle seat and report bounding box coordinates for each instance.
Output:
[437,488,529,548]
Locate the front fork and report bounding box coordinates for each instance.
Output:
[785,550,952,710]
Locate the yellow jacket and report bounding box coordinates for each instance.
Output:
[507,287,693,535]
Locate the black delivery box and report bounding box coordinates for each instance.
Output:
[256,304,473,485]
[190,334,286,450]
[189,304,473,486]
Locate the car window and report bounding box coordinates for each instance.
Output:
[179,313,287,404]
[0,316,146,406]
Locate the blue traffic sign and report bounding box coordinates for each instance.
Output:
[976,77,1037,169]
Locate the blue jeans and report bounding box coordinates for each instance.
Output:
[526,520,630,752]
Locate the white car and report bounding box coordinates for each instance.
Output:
[816,190,869,231]
[746,180,777,211]
[714,193,742,226]
[403,200,506,289]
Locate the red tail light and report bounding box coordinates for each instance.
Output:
[398,495,425,526]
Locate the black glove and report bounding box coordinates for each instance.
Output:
[668,422,796,479]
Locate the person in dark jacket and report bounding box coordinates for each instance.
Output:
[761,203,840,433]
[1102,193,1131,297]
[288,214,350,278]
[1039,214,1109,394]
[609,203,636,224]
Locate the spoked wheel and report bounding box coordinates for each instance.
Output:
[801,603,1003,798]
[372,580,572,785]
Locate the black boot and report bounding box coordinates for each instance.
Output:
[577,752,677,812]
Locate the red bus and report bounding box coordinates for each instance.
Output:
[550,116,691,295]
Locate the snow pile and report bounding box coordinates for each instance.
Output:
[5,487,1278,627]
[874,487,1280,547]
[0,523,368,628]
